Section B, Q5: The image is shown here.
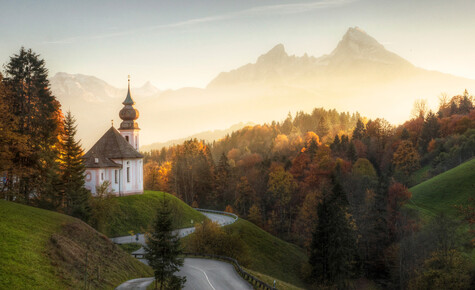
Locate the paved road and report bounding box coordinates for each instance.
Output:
[115,278,154,290]
[114,211,244,290]
[110,212,235,246]
[178,258,252,290]
[129,258,252,290]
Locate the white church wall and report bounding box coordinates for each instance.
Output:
[111,158,143,195]
[119,129,140,151]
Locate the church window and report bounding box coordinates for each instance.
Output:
[101,172,104,181]
[127,167,130,183]
[135,136,138,149]
[115,170,118,184]
[125,136,129,142]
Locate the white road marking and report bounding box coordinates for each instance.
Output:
[189,264,217,290]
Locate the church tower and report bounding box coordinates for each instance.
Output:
[119,75,140,150]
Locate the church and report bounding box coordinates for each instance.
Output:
[83,77,144,196]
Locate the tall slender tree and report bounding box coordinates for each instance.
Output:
[145,198,186,290]
[309,177,358,287]
[60,111,90,221]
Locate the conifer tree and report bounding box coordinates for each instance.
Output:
[0,73,25,199]
[3,47,62,204]
[420,111,440,153]
[352,119,366,140]
[309,178,358,287]
[214,153,231,207]
[347,142,358,162]
[60,111,90,221]
[317,116,330,137]
[145,198,186,290]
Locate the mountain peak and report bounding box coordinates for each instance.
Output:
[339,27,383,51]
[326,27,410,67]
[257,43,288,64]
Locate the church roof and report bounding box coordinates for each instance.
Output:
[83,126,143,168]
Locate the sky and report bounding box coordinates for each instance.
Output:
[1,0,475,89]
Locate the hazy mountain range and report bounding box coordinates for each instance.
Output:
[50,27,475,150]
[140,122,254,152]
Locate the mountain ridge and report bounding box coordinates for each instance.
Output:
[49,27,475,149]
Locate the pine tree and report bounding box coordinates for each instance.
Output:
[214,153,231,208]
[352,119,366,140]
[420,111,440,153]
[3,47,62,204]
[60,111,90,221]
[317,116,330,137]
[234,176,256,218]
[309,178,358,287]
[347,142,358,163]
[0,73,25,200]
[400,127,410,140]
[145,198,186,290]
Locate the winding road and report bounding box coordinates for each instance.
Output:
[114,211,251,290]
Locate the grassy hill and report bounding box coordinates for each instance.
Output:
[105,190,206,237]
[183,218,308,288]
[0,200,152,289]
[225,219,307,287]
[408,158,475,218]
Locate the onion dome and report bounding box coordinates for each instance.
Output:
[119,75,140,130]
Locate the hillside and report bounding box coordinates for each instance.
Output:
[105,190,206,237]
[408,158,475,218]
[226,219,308,287]
[182,218,308,287]
[0,200,152,289]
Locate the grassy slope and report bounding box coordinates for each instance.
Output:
[243,268,304,290]
[225,219,307,287]
[105,190,206,237]
[0,200,152,289]
[408,158,475,218]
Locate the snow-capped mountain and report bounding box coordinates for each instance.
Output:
[50,73,121,103]
[50,73,160,103]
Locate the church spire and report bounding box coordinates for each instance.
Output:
[119,75,140,130]
[123,75,135,105]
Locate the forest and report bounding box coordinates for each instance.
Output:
[143,91,475,288]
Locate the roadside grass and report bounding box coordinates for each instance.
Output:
[182,218,308,288]
[0,200,152,289]
[242,267,304,290]
[224,219,307,288]
[105,190,206,237]
[118,243,142,254]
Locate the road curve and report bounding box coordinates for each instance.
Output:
[178,258,252,290]
[114,211,246,290]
